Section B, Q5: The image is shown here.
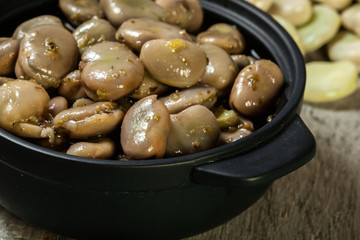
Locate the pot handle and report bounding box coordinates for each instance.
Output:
[191,115,316,187]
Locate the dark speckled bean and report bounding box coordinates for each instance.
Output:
[15,25,78,88]
[229,59,284,117]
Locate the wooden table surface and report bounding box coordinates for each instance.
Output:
[1,87,359,240]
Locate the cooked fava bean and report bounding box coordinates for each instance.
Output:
[72,98,94,108]
[59,0,104,26]
[15,25,78,88]
[341,3,360,37]
[58,70,86,102]
[0,38,19,76]
[298,4,341,53]
[0,80,53,140]
[100,0,166,28]
[130,70,169,100]
[229,60,284,117]
[219,128,253,145]
[73,17,116,55]
[327,31,360,71]
[0,77,15,85]
[80,41,144,101]
[197,23,245,54]
[155,0,203,32]
[213,106,254,130]
[199,44,238,92]
[53,101,124,139]
[244,0,274,12]
[121,95,171,160]
[304,61,358,103]
[166,105,220,157]
[268,0,312,27]
[231,54,256,70]
[271,15,306,56]
[313,0,352,10]
[12,15,64,40]
[116,18,192,52]
[0,1,291,160]
[159,86,217,114]
[140,39,207,88]
[67,138,115,159]
[48,96,68,117]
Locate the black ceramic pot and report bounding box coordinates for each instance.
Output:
[0,0,316,239]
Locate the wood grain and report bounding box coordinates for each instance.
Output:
[1,89,360,240]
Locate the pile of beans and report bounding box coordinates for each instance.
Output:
[245,0,360,103]
[0,0,285,160]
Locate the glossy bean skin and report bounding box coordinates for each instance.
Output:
[0,77,15,86]
[213,106,254,130]
[73,17,116,55]
[100,0,166,28]
[0,80,53,140]
[116,18,192,52]
[231,54,256,70]
[197,23,245,54]
[12,15,64,40]
[130,70,169,100]
[58,70,86,102]
[80,41,144,101]
[140,39,207,88]
[66,138,115,159]
[229,59,284,117]
[15,25,78,88]
[48,96,68,117]
[219,128,253,144]
[155,0,203,32]
[214,106,254,144]
[53,101,124,139]
[121,95,171,160]
[0,38,19,76]
[199,44,238,92]
[72,98,94,108]
[59,0,104,26]
[159,86,217,114]
[166,105,220,157]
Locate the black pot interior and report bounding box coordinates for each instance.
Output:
[0,0,305,167]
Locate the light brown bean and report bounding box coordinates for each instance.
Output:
[121,95,171,160]
[53,101,124,139]
[166,105,220,156]
[66,138,115,159]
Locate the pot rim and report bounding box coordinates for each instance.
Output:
[0,0,306,168]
